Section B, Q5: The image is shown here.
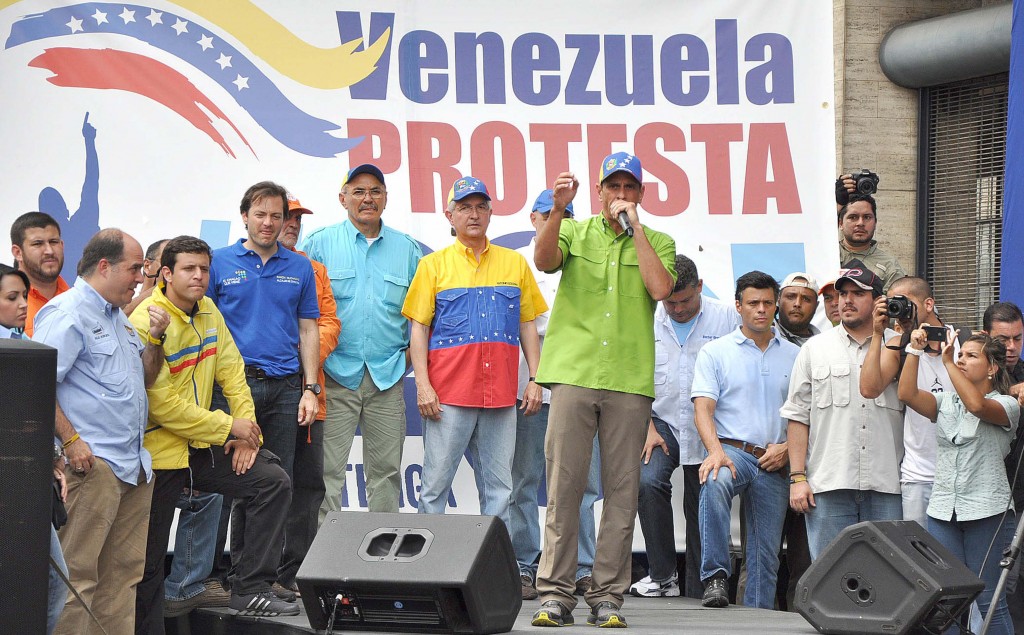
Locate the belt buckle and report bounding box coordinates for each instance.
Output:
[751,444,767,458]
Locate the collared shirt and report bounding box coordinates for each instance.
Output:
[516,238,559,404]
[301,220,421,391]
[902,326,959,484]
[208,239,319,377]
[402,238,546,409]
[776,320,820,348]
[780,324,904,495]
[839,240,907,293]
[652,297,739,464]
[691,327,800,447]
[33,277,152,485]
[928,391,1019,522]
[293,248,341,419]
[536,216,676,398]
[24,275,69,337]
[0,324,22,339]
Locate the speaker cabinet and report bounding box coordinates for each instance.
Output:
[0,339,57,634]
[297,512,521,634]
[795,520,985,634]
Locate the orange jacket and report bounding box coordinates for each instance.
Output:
[295,249,341,422]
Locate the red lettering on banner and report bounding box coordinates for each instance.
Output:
[634,122,689,216]
[529,124,583,186]
[586,124,628,214]
[742,123,801,214]
[470,122,527,215]
[347,119,403,175]
[691,123,743,215]
[407,121,462,212]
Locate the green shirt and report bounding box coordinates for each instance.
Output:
[535,216,676,398]
[839,240,907,293]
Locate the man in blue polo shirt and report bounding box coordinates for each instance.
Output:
[691,271,799,610]
[302,163,422,517]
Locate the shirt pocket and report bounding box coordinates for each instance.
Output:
[617,248,647,299]
[494,286,522,335]
[562,241,608,293]
[329,268,357,300]
[654,349,670,386]
[381,273,410,309]
[88,337,129,395]
[434,288,470,340]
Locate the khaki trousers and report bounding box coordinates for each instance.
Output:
[536,384,652,610]
[55,458,153,635]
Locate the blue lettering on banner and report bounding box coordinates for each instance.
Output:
[338,463,458,510]
[336,14,795,107]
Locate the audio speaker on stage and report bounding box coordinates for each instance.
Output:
[297,512,521,634]
[795,520,985,634]
[0,339,57,634]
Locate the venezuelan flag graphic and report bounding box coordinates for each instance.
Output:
[166,335,218,375]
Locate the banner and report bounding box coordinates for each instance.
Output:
[1,0,836,550]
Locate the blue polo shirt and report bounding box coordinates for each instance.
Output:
[33,277,152,485]
[301,220,421,391]
[208,239,319,377]
[690,326,800,448]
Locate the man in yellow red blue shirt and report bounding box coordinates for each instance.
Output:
[129,235,297,627]
[402,176,546,531]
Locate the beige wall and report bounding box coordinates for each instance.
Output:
[832,0,988,275]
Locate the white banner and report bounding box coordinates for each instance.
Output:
[1,0,835,550]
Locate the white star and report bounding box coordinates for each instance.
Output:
[469,335,475,340]
[494,331,498,336]
[458,337,463,342]
[448,338,454,344]
[232,74,249,91]
[92,9,107,25]
[119,8,135,23]
[197,34,214,51]
[66,16,83,33]
[146,9,162,26]
[215,53,232,69]
[172,18,188,35]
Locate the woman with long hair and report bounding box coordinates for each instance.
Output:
[0,262,69,634]
[898,328,1019,634]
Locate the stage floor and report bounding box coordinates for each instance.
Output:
[174,596,820,635]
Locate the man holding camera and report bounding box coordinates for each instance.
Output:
[859,276,959,529]
[782,261,904,559]
[836,173,906,293]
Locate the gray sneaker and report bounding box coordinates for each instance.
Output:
[229,591,300,617]
[587,601,627,628]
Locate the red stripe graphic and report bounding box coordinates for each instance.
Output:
[169,346,218,374]
[29,47,253,158]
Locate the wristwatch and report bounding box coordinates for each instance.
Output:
[147,332,166,346]
[304,383,322,395]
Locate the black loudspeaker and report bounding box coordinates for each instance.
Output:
[795,520,985,634]
[0,339,57,634]
[297,512,521,634]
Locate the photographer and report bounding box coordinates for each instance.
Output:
[897,330,1018,635]
[860,277,961,530]
[836,173,907,293]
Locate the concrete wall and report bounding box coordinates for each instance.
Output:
[832,0,993,274]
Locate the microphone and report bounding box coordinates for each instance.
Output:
[617,211,635,238]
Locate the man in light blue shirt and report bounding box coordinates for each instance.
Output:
[691,271,799,610]
[34,228,168,635]
[632,254,737,600]
[302,164,422,516]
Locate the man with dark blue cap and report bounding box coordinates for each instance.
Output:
[532,153,676,628]
[510,190,602,601]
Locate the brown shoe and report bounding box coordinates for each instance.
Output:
[196,579,231,608]
[521,574,539,600]
[574,575,592,596]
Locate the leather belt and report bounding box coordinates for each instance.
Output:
[719,438,766,459]
[244,365,268,379]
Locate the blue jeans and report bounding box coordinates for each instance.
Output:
[901,481,933,530]
[699,445,788,609]
[164,491,222,601]
[419,405,516,529]
[48,525,68,635]
[509,402,600,581]
[929,512,1015,635]
[805,489,902,559]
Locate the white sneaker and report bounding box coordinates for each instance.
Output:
[629,571,681,597]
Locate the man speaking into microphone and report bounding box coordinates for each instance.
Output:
[531,152,676,628]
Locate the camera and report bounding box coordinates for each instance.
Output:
[924,326,947,342]
[853,169,880,196]
[885,295,915,320]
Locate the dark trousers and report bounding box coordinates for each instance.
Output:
[279,419,325,585]
[134,447,290,635]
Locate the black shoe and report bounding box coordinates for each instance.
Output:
[701,578,729,608]
[587,601,627,628]
[532,600,574,627]
[229,591,300,617]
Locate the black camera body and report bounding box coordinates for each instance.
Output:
[853,169,880,196]
[924,326,947,342]
[886,295,915,320]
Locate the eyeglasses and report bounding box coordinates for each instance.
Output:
[453,203,491,215]
[348,188,386,199]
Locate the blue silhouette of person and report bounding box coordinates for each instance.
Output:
[39,113,99,278]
